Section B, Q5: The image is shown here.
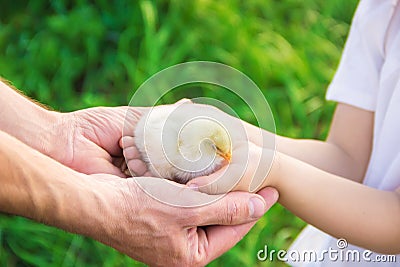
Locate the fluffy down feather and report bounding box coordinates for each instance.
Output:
[134,104,231,184]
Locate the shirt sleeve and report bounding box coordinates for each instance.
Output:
[326,0,389,111]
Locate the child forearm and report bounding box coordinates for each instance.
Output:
[242,122,365,182]
[264,151,400,254]
[242,103,373,182]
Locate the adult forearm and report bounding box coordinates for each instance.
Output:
[0,130,98,237]
[0,80,61,156]
[266,152,400,254]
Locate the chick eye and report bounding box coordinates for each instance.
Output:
[211,143,217,151]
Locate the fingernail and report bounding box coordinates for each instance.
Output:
[188,183,199,191]
[271,189,279,203]
[249,197,266,218]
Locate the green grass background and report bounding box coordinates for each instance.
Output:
[0,0,358,266]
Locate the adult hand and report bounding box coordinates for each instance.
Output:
[43,100,192,177]
[54,101,190,177]
[0,130,279,266]
[87,175,279,266]
[48,106,141,176]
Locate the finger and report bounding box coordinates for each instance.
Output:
[120,159,129,175]
[197,221,257,265]
[85,158,126,177]
[186,166,224,188]
[123,146,141,159]
[193,189,277,226]
[119,136,136,149]
[187,165,241,195]
[257,187,279,203]
[112,156,126,170]
[123,107,143,134]
[143,171,153,176]
[196,189,278,264]
[90,173,120,182]
[134,177,221,206]
[127,159,148,176]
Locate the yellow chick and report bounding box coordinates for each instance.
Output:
[134,104,232,184]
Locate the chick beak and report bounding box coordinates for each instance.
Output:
[217,150,232,162]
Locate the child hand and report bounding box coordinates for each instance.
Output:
[187,141,275,194]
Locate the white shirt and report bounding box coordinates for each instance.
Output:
[289,0,400,266]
